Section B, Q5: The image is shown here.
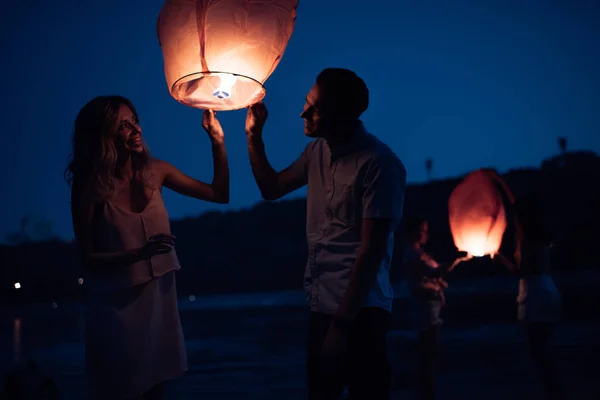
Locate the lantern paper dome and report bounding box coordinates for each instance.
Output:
[448,169,511,258]
[157,0,299,111]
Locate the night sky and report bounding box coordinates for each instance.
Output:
[1,0,598,242]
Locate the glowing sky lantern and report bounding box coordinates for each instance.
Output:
[448,169,515,263]
[157,0,299,111]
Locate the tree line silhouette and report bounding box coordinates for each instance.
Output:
[1,149,598,305]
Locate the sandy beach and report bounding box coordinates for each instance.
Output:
[1,269,599,399]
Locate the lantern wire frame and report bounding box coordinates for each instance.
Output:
[171,70,267,111]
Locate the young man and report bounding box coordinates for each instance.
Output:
[246,68,406,399]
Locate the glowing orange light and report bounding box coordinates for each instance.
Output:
[448,169,514,259]
[157,0,298,111]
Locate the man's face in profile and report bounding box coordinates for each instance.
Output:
[300,84,333,138]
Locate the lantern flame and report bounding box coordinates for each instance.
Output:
[212,73,238,99]
[459,232,499,258]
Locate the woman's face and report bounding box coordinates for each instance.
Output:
[113,104,143,154]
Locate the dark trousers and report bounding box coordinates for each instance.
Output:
[417,325,441,400]
[306,307,391,400]
[523,322,563,400]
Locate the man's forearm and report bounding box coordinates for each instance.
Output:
[247,135,279,200]
[335,246,387,321]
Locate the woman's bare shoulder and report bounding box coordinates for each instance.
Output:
[145,157,172,188]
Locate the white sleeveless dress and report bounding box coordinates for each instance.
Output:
[84,188,187,399]
[517,273,562,323]
[515,246,562,323]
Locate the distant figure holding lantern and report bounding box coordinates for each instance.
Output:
[245,68,406,399]
[495,196,563,400]
[402,217,453,400]
[65,96,229,399]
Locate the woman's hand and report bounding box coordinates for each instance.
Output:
[202,110,225,144]
[448,253,473,272]
[420,277,447,293]
[139,233,176,260]
[436,277,448,289]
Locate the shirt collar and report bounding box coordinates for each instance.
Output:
[329,121,369,163]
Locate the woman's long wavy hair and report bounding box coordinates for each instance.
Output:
[64,95,152,200]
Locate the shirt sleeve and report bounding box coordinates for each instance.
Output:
[361,154,406,220]
[285,139,317,184]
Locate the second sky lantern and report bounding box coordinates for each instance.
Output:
[448,169,515,259]
[157,0,299,111]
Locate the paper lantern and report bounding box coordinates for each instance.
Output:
[157,0,298,111]
[448,169,514,258]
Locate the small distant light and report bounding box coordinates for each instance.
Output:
[51,302,58,309]
[77,278,84,285]
[14,282,21,290]
[189,295,196,302]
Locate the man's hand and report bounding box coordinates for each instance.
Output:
[321,323,348,374]
[246,101,268,138]
[494,252,518,272]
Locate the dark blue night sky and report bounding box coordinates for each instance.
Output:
[1,0,598,242]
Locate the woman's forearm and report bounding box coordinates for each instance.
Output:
[210,140,230,203]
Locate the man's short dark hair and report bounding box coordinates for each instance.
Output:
[315,68,369,119]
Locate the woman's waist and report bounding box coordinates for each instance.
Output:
[94,213,174,249]
[85,252,181,291]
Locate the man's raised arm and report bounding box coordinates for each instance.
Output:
[246,102,309,201]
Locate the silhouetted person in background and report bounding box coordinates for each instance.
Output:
[402,218,449,400]
[496,196,563,400]
[65,95,229,399]
[245,68,406,399]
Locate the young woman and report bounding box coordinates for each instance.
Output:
[65,95,229,399]
[403,217,450,400]
[496,196,563,400]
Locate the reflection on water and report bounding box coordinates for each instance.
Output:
[13,317,21,363]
